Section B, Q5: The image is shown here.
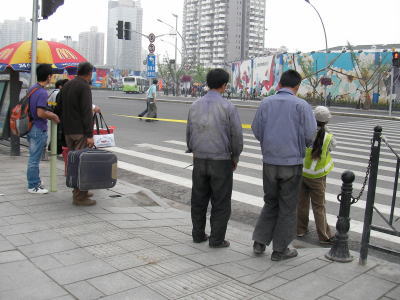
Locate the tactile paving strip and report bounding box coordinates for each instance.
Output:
[125,257,201,284]
[148,268,229,299]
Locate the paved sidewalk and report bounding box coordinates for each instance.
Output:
[0,148,399,300]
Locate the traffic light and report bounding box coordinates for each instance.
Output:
[392,52,400,67]
[124,22,131,40]
[116,21,123,39]
[41,0,64,19]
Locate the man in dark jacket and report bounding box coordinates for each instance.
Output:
[186,68,243,248]
[60,62,95,206]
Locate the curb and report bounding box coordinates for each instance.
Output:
[109,96,400,120]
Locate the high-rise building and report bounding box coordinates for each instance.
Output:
[78,27,105,66]
[0,17,31,48]
[183,0,266,68]
[107,0,143,70]
[59,37,79,52]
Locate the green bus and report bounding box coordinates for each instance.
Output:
[122,76,149,94]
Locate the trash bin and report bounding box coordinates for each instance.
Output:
[372,93,380,104]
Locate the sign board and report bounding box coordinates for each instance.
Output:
[147,54,156,78]
[148,33,156,43]
[148,43,155,54]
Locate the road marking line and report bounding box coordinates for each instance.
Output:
[114,114,252,129]
[117,160,400,244]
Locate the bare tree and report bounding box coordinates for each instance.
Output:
[329,43,391,109]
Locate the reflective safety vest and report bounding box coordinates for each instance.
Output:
[303,133,334,178]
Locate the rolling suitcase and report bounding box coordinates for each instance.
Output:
[66,148,118,190]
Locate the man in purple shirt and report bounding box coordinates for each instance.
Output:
[26,64,60,194]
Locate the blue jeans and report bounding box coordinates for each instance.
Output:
[27,125,48,189]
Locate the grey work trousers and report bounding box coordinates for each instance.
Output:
[191,158,233,245]
[252,163,303,252]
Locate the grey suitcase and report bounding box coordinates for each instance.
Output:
[66,148,117,190]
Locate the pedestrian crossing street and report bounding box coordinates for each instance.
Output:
[110,118,400,246]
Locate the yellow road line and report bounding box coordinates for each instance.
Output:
[114,114,252,129]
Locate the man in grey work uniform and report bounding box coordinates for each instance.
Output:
[186,68,243,248]
[252,70,316,261]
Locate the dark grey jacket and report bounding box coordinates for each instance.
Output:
[186,90,243,163]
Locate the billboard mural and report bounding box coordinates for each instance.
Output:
[232,51,395,105]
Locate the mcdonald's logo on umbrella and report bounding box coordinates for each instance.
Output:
[0,40,87,74]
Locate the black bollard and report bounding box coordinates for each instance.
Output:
[325,170,355,263]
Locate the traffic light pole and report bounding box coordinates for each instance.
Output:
[389,66,394,116]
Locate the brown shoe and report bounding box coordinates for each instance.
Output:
[73,190,96,206]
[74,198,96,206]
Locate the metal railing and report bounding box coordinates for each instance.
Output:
[359,126,400,265]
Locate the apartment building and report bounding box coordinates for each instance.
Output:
[183,0,266,68]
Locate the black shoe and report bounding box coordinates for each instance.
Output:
[209,240,230,248]
[138,114,143,120]
[271,248,298,261]
[253,241,266,254]
[193,234,208,243]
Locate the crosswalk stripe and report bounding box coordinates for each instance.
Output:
[244,126,400,149]
[334,136,400,149]
[330,124,400,137]
[110,146,399,217]
[117,160,400,244]
[333,158,395,172]
[240,144,396,164]
[242,139,395,158]
[162,140,396,175]
[332,120,400,129]
[139,143,262,159]
[132,141,398,198]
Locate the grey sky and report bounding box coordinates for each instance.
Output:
[1,0,399,62]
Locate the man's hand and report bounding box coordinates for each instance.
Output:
[52,114,60,124]
[87,137,94,148]
[232,161,238,171]
[92,105,101,113]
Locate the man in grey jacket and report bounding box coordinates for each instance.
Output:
[252,70,317,261]
[186,68,243,248]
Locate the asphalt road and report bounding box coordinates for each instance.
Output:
[92,89,400,263]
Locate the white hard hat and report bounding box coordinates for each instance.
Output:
[314,106,331,123]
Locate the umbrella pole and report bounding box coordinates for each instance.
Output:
[50,121,57,192]
[30,0,39,86]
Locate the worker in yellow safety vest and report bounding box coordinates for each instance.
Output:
[297,106,337,245]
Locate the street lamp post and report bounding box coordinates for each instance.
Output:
[173,14,178,76]
[157,15,188,96]
[305,0,329,106]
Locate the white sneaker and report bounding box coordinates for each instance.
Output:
[28,185,48,194]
